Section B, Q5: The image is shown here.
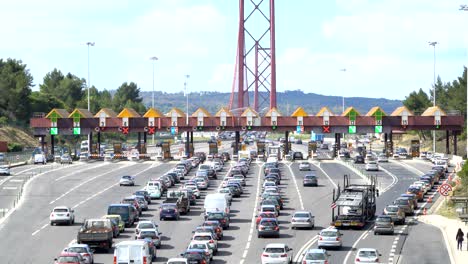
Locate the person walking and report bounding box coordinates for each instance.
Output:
[456,228,464,250]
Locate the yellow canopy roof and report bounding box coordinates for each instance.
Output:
[68,108,94,118]
[341,107,361,117]
[390,106,413,116]
[215,107,233,117]
[316,107,334,117]
[117,108,141,118]
[421,106,446,116]
[365,107,386,117]
[94,108,118,118]
[291,107,308,117]
[241,107,259,117]
[165,107,186,117]
[265,107,282,117]
[191,107,211,117]
[45,109,70,119]
[143,107,164,118]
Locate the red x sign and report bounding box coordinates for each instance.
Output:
[122,127,129,135]
[148,126,155,135]
[322,126,330,133]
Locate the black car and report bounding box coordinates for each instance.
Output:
[205,211,230,229]
[134,190,151,204]
[293,151,304,160]
[181,249,210,264]
[221,152,231,162]
[354,155,365,164]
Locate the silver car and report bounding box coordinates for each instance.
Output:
[374,215,394,235]
[317,228,342,249]
[62,244,94,264]
[299,162,311,171]
[119,175,135,186]
[0,165,10,176]
[60,154,73,164]
[302,248,330,264]
[291,211,314,229]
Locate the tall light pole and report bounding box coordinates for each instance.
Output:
[339,68,346,113]
[149,56,158,146]
[428,41,438,153]
[86,42,95,111]
[461,4,468,157]
[184,75,190,125]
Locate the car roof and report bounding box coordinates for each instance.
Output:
[265,243,287,248]
[305,248,327,253]
[294,211,311,214]
[59,252,81,257]
[260,218,278,222]
[67,244,89,248]
[53,206,70,210]
[357,248,378,252]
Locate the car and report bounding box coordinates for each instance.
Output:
[167,258,189,264]
[354,155,365,164]
[299,162,311,171]
[135,220,159,235]
[406,186,424,202]
[291,211,315,229]
[205,211,230,229]
[256,212,277,225]
[293,151,304,160]
[317,228,343,249]
[261,243,293,264]
[136,228,162,249]
[103,214,125,233]
[302,248,330,264]
[192,232,218,253]
[54,252,85,264]
[0,165,10,176]
[374,215,394,235]
[257,218,280,238]
[365,161,379,171]
[260,204,279,217]
[303,174,318,187]
[50,206,75,225]
[160,203,180,221]
[119,175,135,186]
[202,220,224,240]
[62,244,94,264]
[354,248,381,264]
[377,154,388,163]
[134,190,152,204]
[383,205,405,225]
[393,197,414,216]
[187,241,213,261]
[60,154,73,164]
[180,249,210,264]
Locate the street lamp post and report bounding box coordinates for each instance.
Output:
[461,4,468,157]
[86,42,95,111]
[184,75,190,157]
[339,68,346,113]
[428,41,438,153]
[149,56,158,146]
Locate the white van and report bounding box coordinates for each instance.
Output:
[114,240,153,264]
[34,153,46,164]
[204,193,229,215]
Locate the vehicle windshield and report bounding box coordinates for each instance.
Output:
[377,217,392,222]
[122,176,132,179]
[189,243,208,250]
[138,223,155,229]
[140,231,157,237]
[386,206,399,212]
[294,213,310,218]
[321,230,338,237]
[359,250,378,257]
[394,200,408,205]
[194,236,211,241]
[108,206,128,215]
[184,252,203,260]
[265,248,285,253]
[306,253,326,260]
[54,208,69,213]
[260,220,277,226]
[67,247,86,253]
[161,205,176,210]
[84,220,111,229]
[57,256,80,262]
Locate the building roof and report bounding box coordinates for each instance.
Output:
[215,107,233,117]
[421,106,446,116]
[117,108,141,118]
[68,108,94,118]
[241,107,259,117]
[291,107,308,117]
[390,106,413,116]
[165,107,186,117]
[143,107,164,118]
[191,107,211,117]
[341,107,361,117]
[365,107,386,117]
[45,109,70,119]
[316,107,334,117]
[94,108,118,118]
[264,107,282,117]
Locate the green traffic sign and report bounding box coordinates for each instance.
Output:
[50,127,58,135]
[348,126,356,134]
[375,125,383,133]
[73,127,81,135]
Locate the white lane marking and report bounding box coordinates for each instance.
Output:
[239,162,263,264]
[293,236,318,263]
[391,160,425,176]
[343,229,371,264]
[31,223,48,236]
[9,179,24,183]
[361,232,369,240]
[312,162,338,189]
[55,162,108,181]
[2,187,17,190]
[378,166,399,193]
[72,162,158,209]
[49,163,132,204]
[287,163,304,210]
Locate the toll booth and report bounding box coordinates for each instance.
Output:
[385,141,393,157]
[189,143,194,157]
[257,141,266,160]
[113,143,126,160]
[208,142,218,155]
[410,140,420,158]
[308,141,317,158]
[139,143,150,160]
[161,142,171,160]
[282,142,291,156]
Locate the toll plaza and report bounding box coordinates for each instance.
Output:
[30,104,464,160]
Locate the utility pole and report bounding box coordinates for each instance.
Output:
[428,41,438,153]
[460,5,468,157]
[149,56,158,146]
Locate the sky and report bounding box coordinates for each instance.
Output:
[1,0,467,100]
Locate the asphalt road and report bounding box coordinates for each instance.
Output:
[0,140,452,264]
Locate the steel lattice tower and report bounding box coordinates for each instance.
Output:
[229,0,277,114]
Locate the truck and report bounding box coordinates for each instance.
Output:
[77,218,114,252]
[238,150,251,160]
[163,190,190,214]
[267,145,281,160]
[331,175,378,229]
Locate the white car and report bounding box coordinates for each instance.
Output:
[291,211,315,229]
[34,153,47,164]
[261,243,293,264]
[218,188,233,203]
[184,184,201,198]
[62,244,94,264]
[299,162,311,171]
[50,206,75,225]
[119,175,135,186]
[0,165,10,176]
[377,154,388,163]
[317,228,343,249]
[354,248,381,264]
[365,161,379,171]
[135,220,159,235]
[192,232,218,252]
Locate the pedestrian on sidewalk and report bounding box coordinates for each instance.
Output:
[456,228,464,250]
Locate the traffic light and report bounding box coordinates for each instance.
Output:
[247,126,252,130]
[272,125,277,130]
[50,127,58,135]
[73,127,81,135]
[197,126,203,131]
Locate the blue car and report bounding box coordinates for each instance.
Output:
[160,203,180,221]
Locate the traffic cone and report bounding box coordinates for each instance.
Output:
[428,196,432,203]
[423,208,427,215]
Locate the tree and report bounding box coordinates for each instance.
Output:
[0,58,33,124]
[29,91,64,113]
[40,69,85,111]
[402,88,431,114]
[112,82,144,112]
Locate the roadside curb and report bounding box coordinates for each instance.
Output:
[7,161,28,168]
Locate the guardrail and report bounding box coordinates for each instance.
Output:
[1,151,32,164]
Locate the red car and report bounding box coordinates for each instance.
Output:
[54,252,85,264]
[256,212,276,225]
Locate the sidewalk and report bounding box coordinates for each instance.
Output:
[419,214,468,264]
